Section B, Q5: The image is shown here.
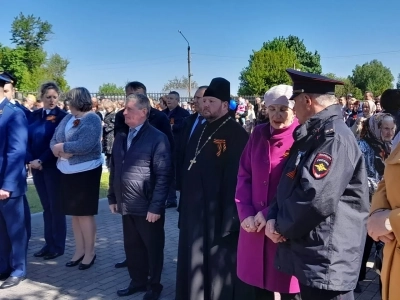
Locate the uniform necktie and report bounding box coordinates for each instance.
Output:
[127,128,137,149]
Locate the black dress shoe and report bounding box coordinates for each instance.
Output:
[43,252,63,260]
[143,289,162,300]
[0,276,25,289]
[66,255,84,267]
[78,255,96,270]
[115,259,127,268]
[33,249,49,257]
[0,273,11,281]
[117,285,147,297]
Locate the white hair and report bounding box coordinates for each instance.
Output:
[309,94,337,106]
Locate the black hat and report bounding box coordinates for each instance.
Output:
[0,71,14,84]
[203,77,230,102]
[286,69,344,100]
[380,89,400,112]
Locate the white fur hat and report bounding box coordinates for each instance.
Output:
[263,84,294,109]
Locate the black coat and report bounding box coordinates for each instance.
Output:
[163,106,190,155]
[108,121,172,216]
[176,112,199,191]
[102,111,116,154]
[176,114,249,300]
[267,104,369,291]
[114,107,174,152]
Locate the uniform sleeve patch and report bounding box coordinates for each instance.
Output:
[312,153,332,179]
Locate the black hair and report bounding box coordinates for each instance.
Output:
[125,81,147,94]
[169,91,180,98]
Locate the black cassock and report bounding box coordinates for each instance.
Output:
[176,113,249,300]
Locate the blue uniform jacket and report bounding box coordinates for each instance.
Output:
[26,107,67,167]
[0,98,28,197]
[14,101,31,120]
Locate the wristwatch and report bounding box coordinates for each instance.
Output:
[385,218,392,232]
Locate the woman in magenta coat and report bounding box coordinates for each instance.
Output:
[235,84,301,300]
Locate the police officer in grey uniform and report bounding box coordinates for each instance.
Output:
[265,69,369,300]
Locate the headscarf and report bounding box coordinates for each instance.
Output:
[361,113,394,175]
[363,100,377,118]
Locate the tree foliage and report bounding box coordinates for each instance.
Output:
[397,74,400,89]
[162,76,198,91]
[0,13,69,92]
[238,45,299,95]
[349,60,394,96]
[262,35,322,74]
[43,54,70,91]
[98,83,125,94]
[324,73,363,99]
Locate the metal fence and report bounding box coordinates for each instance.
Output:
[16,91,260,105]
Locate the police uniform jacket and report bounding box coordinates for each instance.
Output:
[26,107,67,167]
[267,104,369,291]
[0,99,28,197]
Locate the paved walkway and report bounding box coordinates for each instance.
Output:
[2,199,381,300]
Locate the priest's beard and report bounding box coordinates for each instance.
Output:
[204,106,228,123]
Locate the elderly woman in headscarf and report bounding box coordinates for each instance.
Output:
[352,100,377,139]
[235,85,300,300]
[355,113,396,293]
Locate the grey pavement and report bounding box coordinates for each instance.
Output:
[2,198,381,300]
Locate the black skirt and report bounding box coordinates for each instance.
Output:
[60,165,102,216]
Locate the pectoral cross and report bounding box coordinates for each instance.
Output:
[188,159,196,170]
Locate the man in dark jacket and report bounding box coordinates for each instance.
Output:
[108,93,172,300]
[266,70,369,300]
[113,81,173,269]
[163,91,190,208]
[114,81,173,150]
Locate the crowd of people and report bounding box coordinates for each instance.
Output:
[1,68,400,300]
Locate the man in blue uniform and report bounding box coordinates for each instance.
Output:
[0,72,29,289]
[3,72,32,241]
[266,70,369,300]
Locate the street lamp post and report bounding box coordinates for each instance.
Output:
[178,30,192,99]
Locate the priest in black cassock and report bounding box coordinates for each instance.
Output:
[175,77,249,300]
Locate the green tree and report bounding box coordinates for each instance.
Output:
[324,73,363,99]
[98,83,125,94]
[350,60,394,96]
[42,54,70,91]
[162,76,198,91]
[262,35,322,74]
[10,13,52,70]
[0,13,69,91]
[397,73,400,89]
[238,45,299,95]
[0,45,31,90]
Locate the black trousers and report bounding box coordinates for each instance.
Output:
[358,234,375,281]
[122,214,165,290]
[299,284,354,300]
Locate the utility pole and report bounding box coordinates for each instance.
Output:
[178,30,192,99]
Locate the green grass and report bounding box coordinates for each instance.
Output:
[27,172,110,213]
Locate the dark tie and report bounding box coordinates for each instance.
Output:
[190,116,204,139]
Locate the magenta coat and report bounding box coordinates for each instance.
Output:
[235,121,300,293]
